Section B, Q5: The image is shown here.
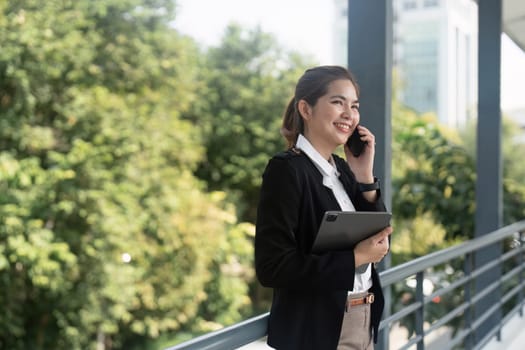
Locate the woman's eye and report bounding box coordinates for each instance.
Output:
[333,100,343,105]
[352,105,360,111]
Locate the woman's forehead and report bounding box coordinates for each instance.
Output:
[325,79,359,100]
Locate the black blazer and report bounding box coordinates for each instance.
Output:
[255,149,387,350]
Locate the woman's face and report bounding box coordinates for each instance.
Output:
[299,79,360,158]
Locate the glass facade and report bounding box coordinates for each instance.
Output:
[392,0,477,128]
[399,22,439,113]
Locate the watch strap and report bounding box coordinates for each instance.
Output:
[358,177,380,192]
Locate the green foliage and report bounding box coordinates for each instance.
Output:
[194,222,255,330]
[391,213,461,265]
[503,178,525,224]
[392,107,476,240]
[0,1,252,349]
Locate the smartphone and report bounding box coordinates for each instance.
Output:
[346,126,367,157]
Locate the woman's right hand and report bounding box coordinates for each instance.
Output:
[354,226,393,267]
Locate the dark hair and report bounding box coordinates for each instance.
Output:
[281,65,360,148]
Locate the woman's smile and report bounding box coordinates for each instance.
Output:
[334,121,352,133]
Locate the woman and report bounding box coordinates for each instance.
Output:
[255,65,392,350]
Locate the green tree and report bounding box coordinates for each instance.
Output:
[190,24,314,223]
[391,106,477,240]
[0,1,250,349]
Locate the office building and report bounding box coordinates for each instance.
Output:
[335,0,478,129]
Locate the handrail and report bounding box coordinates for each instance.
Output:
[380,220,525,286]
[165,220,525,350]
[165,313,269,350]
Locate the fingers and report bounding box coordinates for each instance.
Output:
[356,125,375,147]
[373,226,392,244]
[354,225,393,265]
[373,226,392,262]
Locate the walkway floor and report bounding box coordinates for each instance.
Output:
[482,311,525,350]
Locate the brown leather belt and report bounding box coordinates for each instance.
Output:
[346,293,374,311]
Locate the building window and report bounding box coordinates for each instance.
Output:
[404,0,417,10]
[424,0,439,7]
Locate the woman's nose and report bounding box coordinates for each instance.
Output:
[342,105,356,119]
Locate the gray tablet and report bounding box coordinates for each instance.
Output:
[312,211,392,253]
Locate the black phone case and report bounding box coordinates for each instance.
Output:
[347,128,367,157]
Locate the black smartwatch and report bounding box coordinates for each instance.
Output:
[358,177,380,192]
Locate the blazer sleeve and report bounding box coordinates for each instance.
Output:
[255,156,356,291]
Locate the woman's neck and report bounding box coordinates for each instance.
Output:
[302,133,334,160]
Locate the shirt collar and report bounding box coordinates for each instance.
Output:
[296,134,339,178]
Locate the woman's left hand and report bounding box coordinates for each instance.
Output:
[344,125,376,183]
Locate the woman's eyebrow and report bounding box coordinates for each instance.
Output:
[330,95,359,104]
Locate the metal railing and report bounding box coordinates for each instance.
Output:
[166,220,525,350]
[377,220,525,350]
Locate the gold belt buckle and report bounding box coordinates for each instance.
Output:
[366,293,375,304]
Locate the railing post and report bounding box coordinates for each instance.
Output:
[376,285,389,350]
[416,272,425,350]
[497,248,503,342]
[475,0,503,342]
[464,252,473,350]
[520,231,525,317]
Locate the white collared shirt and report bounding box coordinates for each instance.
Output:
[296,134,372,293]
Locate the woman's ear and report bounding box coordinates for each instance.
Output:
[297,99,312,121]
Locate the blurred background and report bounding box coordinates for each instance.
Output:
[1,0,524,349]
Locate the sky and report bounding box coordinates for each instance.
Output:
[173,0,336,62]
[173,0,525,112]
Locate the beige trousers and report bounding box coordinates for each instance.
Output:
[337,294,373,350]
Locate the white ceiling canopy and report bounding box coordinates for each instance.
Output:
[503,0,525,50]
[472,0,525,51]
